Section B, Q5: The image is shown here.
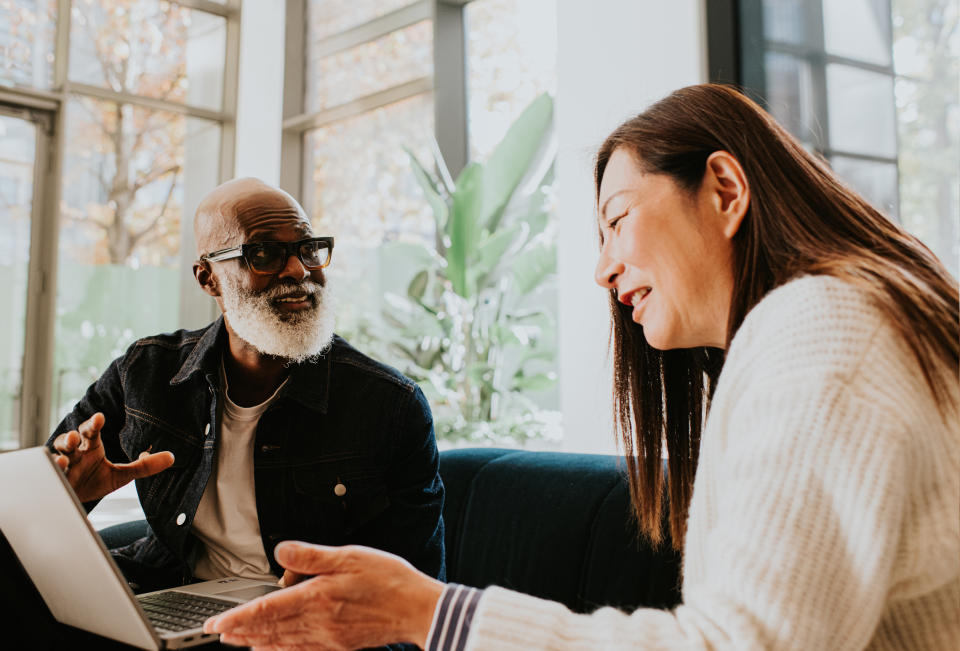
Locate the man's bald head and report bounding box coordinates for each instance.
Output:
[194,178,311,256]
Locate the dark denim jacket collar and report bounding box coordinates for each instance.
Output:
[168,316,331,413]
[169,316,224,386]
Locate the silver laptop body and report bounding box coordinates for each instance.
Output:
[0,446,281,649]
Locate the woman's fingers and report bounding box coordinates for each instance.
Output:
[207,545,442,650]
[207,579,319,634]
[273,541,347,576]
[278,569,309,588]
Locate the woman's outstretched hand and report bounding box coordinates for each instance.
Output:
[205,541,445,651]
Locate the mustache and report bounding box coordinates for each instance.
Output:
[251,280,324,301]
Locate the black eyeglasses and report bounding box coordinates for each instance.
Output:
[200,237,334,275]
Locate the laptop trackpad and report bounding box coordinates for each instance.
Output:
[220,584,282,600]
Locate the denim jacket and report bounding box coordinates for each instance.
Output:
[48,317,445,593]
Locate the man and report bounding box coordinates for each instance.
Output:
[46,178,444,610]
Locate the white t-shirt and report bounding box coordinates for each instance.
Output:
[192,367,287,581]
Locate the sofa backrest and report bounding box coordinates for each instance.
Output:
[93,448,684,614]
[439,448,681,614]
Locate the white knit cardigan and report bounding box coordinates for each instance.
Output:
[466,275,960,650]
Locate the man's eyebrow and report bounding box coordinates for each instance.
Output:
[599,190,630,220]
[245,225,313,242]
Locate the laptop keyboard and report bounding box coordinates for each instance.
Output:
[138,591,237,633]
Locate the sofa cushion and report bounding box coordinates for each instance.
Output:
[439,448,681,613]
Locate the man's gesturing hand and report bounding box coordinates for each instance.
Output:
[52,412,175,503]
[205,542,445,651]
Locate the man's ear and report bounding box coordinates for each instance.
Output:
[704,151,750,239]
[193,260,221,297]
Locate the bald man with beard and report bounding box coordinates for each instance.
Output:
[43,178,445,649]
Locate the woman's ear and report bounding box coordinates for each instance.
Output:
[704,151,750,239]
[193,260,221,297]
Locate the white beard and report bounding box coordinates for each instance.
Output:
[220,275,335,363]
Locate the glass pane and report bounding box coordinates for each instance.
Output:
[52,96,221,425]
[824,0,892,66]
[826,64,897,158]
[762,0,809,45]
[308,0,415,41]
[307,19,432,112]
[764,51,819,146]
[831,155,899,219]
[69,0,226,112]
[0,113,36,449]
[303,92,435,337]
[0,0,57,90]
[892,0,960,279]
[467,0,557,160]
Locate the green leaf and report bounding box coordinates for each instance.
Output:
[408,270,428,302]
[516,349,557,367]
[406,146,449,233]
[481,93,554,233]
[505,308,550,323]
[521,211,550,242]
[512,243,557,295]
[448,162,484,297]
[466,363,493,384]
[512,372,557,392]
[490,322,522,347]
[381,241,443,270]
[476,222,527,276]
[428,138,456,196]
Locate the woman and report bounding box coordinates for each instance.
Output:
[205,84,959,650]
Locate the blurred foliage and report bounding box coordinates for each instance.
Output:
[51,264,180,424]
[362,93,560,445]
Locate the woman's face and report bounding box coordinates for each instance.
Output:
[594,147,741,350]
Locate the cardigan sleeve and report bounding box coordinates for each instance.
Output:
[425,584,484,651]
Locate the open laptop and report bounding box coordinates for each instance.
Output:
[0,446,282,649]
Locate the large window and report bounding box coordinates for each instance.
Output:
[285,0,560,446]
[0,108,42,450]
[735,0,959,278]
[0,0,237,447]
[466,0,557,159]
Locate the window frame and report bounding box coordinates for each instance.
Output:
[280,0,474,202]
[710,0,902,216]
[1,0,241,446]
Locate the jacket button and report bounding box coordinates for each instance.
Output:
[204,423,210,437]
[176,513,187,526]
[334,483,347,497]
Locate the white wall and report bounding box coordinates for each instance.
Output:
[555,0,707,453]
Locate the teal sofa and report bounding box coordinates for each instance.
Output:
[97,448,683,612]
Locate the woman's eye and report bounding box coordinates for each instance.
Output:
[608,213,626,230]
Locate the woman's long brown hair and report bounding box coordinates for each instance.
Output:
[596,84,959,550]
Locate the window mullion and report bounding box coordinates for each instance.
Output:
[53,0,71,89]
[281,0,307,203]
[311,0,432,59]
[433,0,468,177]
[20,108,61,446]
[808,0,829,155]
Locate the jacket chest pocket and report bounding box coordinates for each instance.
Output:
[292,459,391,538]
[118,414,201,510]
